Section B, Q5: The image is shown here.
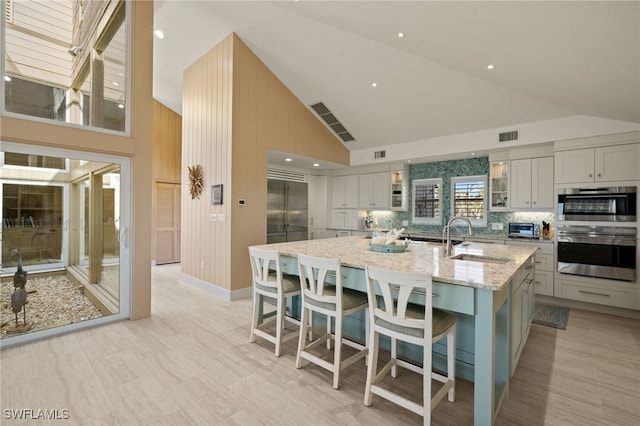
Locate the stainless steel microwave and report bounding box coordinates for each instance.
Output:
[557,187,637,222]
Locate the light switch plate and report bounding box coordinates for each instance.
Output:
[491,222,504,230]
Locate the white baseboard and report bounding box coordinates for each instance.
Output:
[178,272,251,301]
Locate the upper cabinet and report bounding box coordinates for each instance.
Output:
[510,157,554,210]
[359,172,390,209]
[390,168,407,211]
[332,174,359,208]
[489,161,509,211]
[555,144,640,184]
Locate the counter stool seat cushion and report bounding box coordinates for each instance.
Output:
[375,303,456,339]
[303,286,368,311]
[256,273,300,295]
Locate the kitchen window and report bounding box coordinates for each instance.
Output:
[412,178,442,224]
[451,175,487,226]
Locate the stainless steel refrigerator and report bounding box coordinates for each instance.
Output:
[267,180,308,243]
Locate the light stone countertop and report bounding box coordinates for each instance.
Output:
[251,236,537,291]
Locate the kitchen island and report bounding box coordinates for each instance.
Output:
[250,236,537,426]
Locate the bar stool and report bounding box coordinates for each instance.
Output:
[295,254,369,389]
[363,266,456,425]
[248,247,301,357]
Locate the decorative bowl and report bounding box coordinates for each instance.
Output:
[370,243,408,253]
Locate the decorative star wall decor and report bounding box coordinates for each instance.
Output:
[188,164,204,199]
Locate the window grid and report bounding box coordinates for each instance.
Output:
[453,180,485,220]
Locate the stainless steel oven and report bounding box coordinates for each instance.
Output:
[557,225,636,282]
[557,186,636,222]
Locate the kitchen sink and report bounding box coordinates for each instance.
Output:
[449,254,510,264]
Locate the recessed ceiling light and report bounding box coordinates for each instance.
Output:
[3,75,11,82]
[371,82,377,87]
[471,152,477,156]
[407,160,412,163]
[398,32,405,38]
[154,30,165,39]
[118,104,124,109]
[285,158,292,162]
[487,64,495,70]
[313,163,320,167]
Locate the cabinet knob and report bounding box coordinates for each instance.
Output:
[588,173,593,178]
[533,201,536,205]
[597,173,602,177]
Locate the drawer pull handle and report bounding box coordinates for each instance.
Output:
[535,261,543,264]
[526,265,533,270]
[579,290,611,297]
[432,293,439,298]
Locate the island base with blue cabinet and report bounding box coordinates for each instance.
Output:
[252,236,537,426]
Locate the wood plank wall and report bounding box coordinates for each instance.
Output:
[181,32,349,295]
[152,100,182,264]
[181,34,233,289]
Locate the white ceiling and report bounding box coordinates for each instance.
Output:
[153,1,640,167]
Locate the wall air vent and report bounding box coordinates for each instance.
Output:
[5,0,13,24]
[498,130,519,143]
[267,168,307,183]
[310,102,356,143]
[374,150,386,159]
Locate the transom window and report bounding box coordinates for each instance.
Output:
[412,178,442,225]
[451,175,487,226]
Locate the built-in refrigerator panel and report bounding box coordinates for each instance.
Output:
[267,180,308,243]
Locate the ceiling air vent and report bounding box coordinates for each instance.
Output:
[498,130,519,143]
[310,102,356,143]
[374,150,386,159]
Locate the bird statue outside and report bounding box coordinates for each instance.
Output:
[9,249,29,328]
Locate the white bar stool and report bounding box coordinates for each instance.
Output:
[295,254,369,389]
[248,247,301,357]
[363,266,456,425]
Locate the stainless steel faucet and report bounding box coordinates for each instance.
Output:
[442,216,475,256]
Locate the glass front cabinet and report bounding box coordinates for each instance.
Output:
[490,161,509,211]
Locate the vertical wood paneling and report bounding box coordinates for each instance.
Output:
[182,33,349,294]
[152,100,182,264]
[181,34,234,288]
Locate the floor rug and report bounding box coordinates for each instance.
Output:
[532,302,569,330]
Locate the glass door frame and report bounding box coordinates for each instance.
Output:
[0,141,131,349]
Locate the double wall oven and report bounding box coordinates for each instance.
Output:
[556,187,637,282]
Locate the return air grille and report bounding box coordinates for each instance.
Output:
[5,0,13,24]
[498,130,519,143]
[374,150,386,159]
[267,168,307,183]
[310,102,356,143]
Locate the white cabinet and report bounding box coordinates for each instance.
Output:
[332,175,359,208]
[489,161,509,211]
[555,144,640,184]
[554,275,639,310]
[510,157,554,209]
[506,240,554,296]
[331,209,359,229]
[510,257,534,375]
[359,172,390,209]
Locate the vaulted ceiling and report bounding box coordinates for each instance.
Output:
[153,1,640,163]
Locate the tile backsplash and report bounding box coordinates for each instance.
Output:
[366,156,556,238]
